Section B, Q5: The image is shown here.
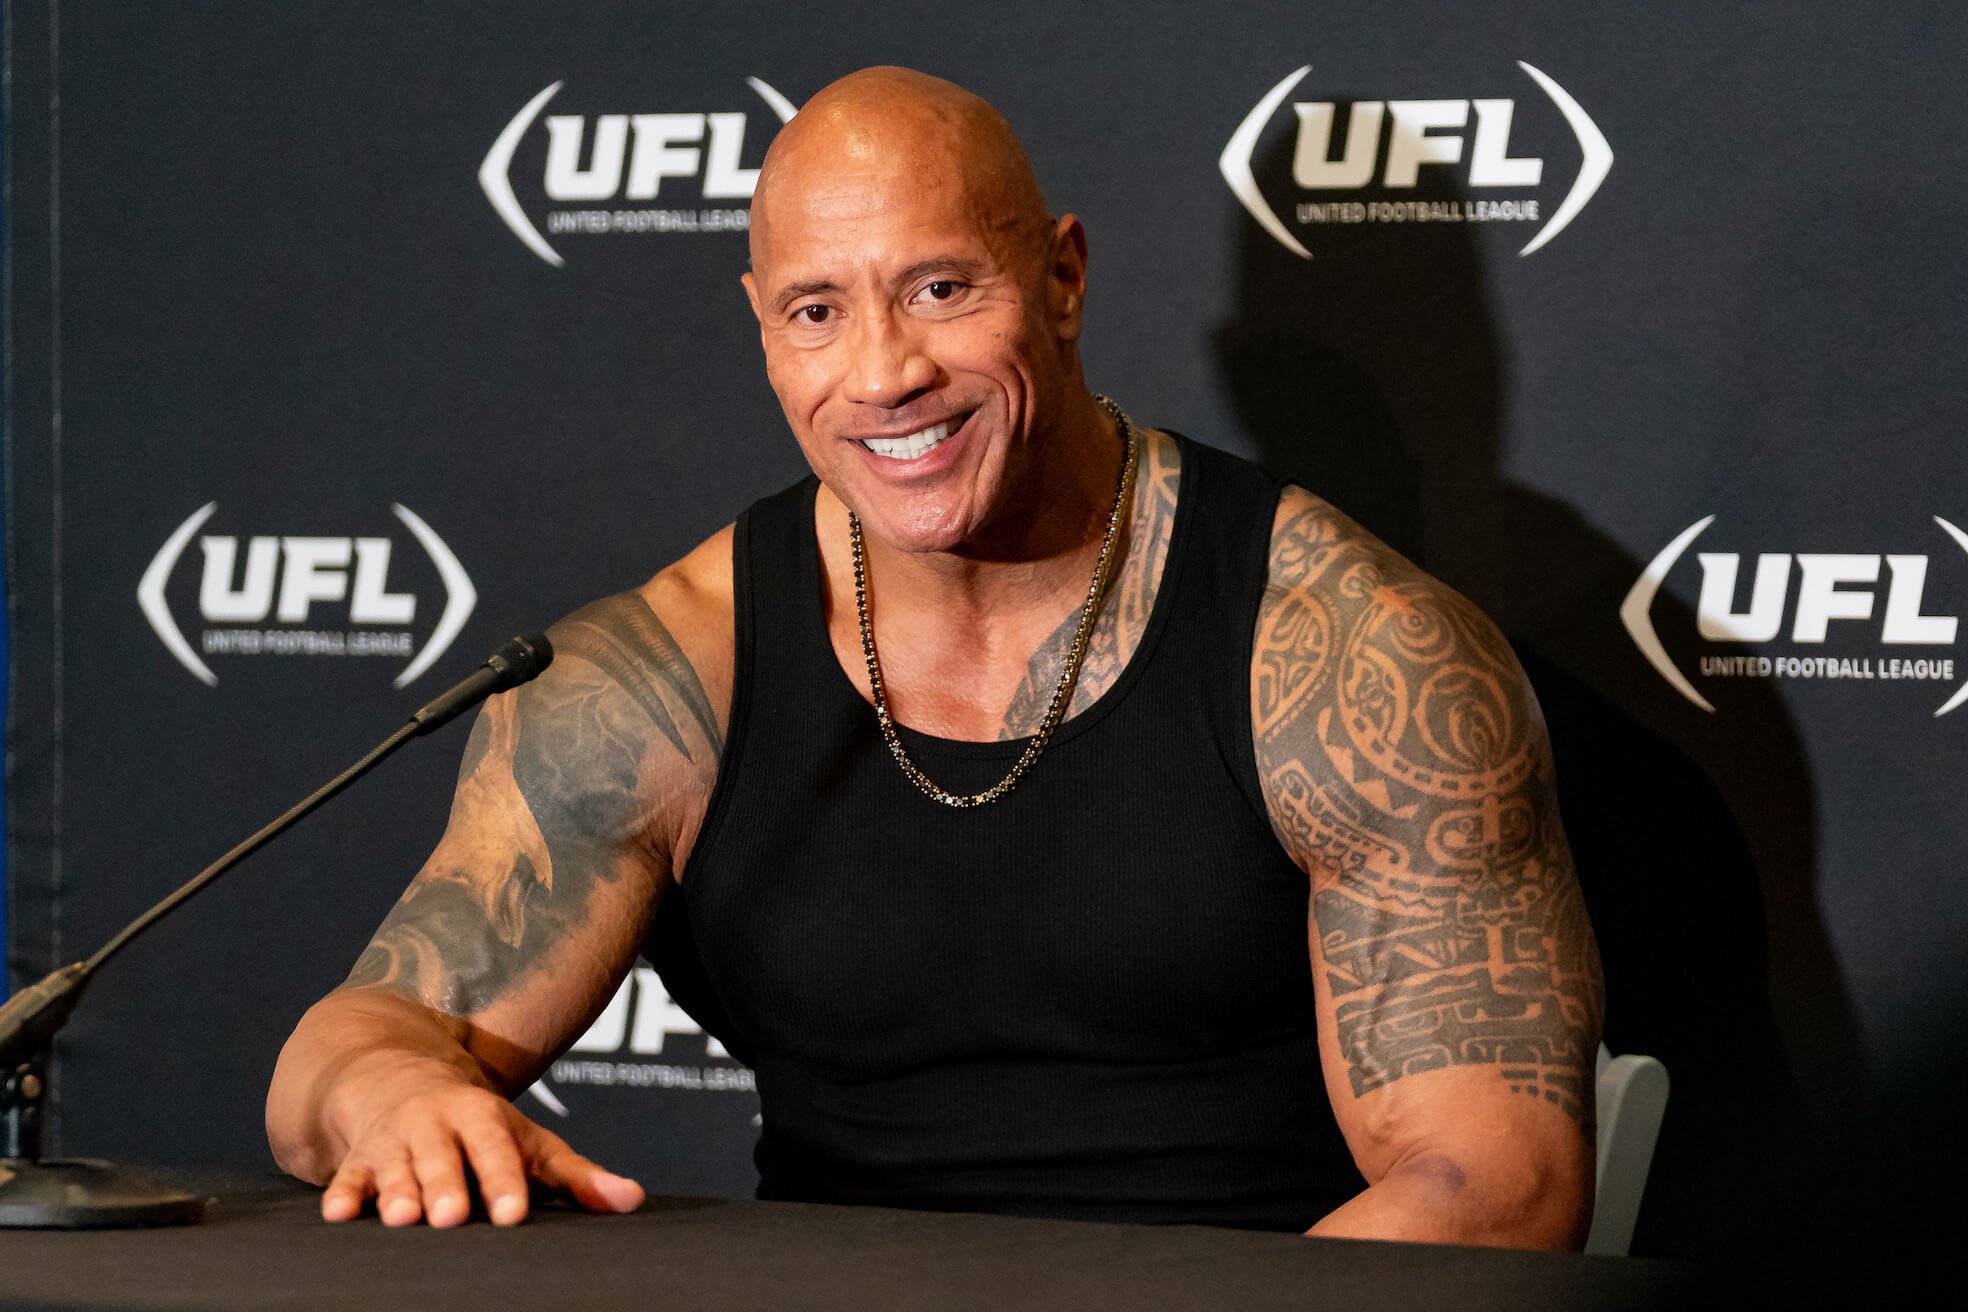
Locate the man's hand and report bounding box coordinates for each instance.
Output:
[322,1078,644,1227]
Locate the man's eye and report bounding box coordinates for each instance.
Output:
[796,304,833,325]
[922,280,961,302]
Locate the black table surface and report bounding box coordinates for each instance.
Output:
[0,1173,1694,1311]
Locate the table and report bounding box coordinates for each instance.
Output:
[0,1173,1693,1310]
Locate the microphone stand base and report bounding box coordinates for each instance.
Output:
[0,1158,205,1228]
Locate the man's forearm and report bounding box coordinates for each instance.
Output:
[1307,1148,1591,1250]
[265,988,491,1184]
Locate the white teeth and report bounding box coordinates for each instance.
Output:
[861,421,953,460]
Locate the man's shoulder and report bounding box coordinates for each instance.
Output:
[519,525,738,798]
[551,523,737,678]
[644,522,739,642]
[1261,482,1438,607]
[1252,483,1523,738]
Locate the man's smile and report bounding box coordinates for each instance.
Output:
[859,419,955,460]
[848,409,980,473]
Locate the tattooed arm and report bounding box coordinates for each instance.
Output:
[1252,486,1604,1250]
[265,536,731,1226]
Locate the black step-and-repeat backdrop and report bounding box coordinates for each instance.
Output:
[7,1,1965,1255]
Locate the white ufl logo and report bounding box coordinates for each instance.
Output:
[1622,514,1968,715]
[1692,552,1957,645]
[137,502,475,689]
[197,536,416,626]
[479,78,799,267]
[1220,61,1612,259]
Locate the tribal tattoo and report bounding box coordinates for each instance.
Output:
[1253,488,1603,1127]
[344,592,722,1017]
[998,428,1182,737]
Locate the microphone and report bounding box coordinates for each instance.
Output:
[0,633,554,1227]
[411,632,554,735]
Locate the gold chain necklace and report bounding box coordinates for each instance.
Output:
[849,395,1139,809]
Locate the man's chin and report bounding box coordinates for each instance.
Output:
[836,462,996,556]
[855,507,978,556]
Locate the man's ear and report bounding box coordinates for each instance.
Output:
[1047,214,1089,343]
[741,271,764,325]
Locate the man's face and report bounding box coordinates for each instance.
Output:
[744,146,1083,555]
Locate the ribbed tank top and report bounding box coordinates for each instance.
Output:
[665,435,1362,1231]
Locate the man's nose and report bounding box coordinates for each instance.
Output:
[842,312,936,407]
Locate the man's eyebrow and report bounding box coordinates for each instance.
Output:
[893,256,989,287]
[767,257,993,315]
[769,279,842,314]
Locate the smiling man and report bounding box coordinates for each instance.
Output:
[267,67,1603,1248]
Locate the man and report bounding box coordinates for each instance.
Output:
[266,66,1602,1248]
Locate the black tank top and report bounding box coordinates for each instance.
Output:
[663,435,1362,1231]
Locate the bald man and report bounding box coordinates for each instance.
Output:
[266,68,1603,1249]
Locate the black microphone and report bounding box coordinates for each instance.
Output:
[0,633,554,1228]
[411,632,554,734]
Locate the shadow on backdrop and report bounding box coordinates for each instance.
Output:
[1714,191,1968,1294]
[1210,115,1859,1258]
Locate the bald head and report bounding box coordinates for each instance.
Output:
[750,67,1051,271]
[739,68,1097,557]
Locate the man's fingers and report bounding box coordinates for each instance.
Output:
[322,1093,636,1228]
[458,1118,532,1226]
[406,1125,474,1228]
[321,1160,375,1223]
[526,1131,644,1214]
[372,1147,425,1227]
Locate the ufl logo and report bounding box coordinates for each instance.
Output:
[1220,62,1612,259]
[1622,515,1968,717]
[479,77,799,267]
[137,503,475,688]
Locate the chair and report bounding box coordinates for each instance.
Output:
[1585,1043,1670,1256]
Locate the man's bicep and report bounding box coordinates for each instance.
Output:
[343,591,725,1085]
[1252,488,1603,1169]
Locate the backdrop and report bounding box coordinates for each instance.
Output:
[6,0,1964,1256]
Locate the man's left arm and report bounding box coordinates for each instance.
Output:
[1252,485,1605,1249]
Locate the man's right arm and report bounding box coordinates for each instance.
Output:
[265,562,729,1227]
